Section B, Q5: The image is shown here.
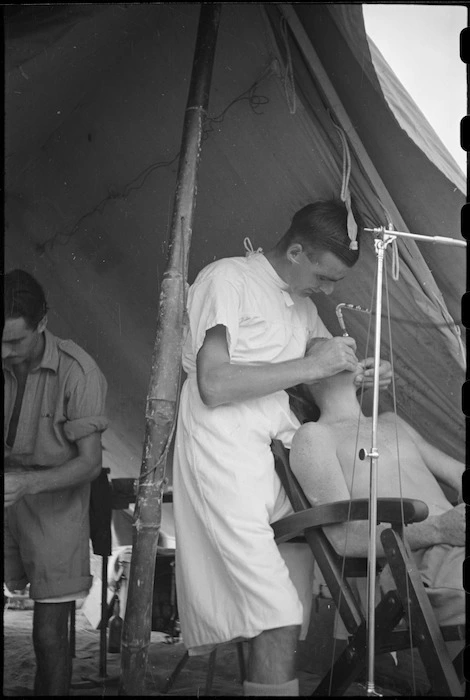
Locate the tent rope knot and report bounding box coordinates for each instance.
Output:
[280,16,297,115]
[329,114,358,251]
[244,237,263,257]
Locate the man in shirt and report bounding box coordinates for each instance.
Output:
[3,269,108,696]
[173,200,392,696]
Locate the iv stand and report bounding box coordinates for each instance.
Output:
[360,226,465,696]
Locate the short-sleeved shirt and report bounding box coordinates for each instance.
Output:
[4,329,108,599]
[4,328,108,466]
[182,252,331,375]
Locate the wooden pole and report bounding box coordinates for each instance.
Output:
[119,4,221,695]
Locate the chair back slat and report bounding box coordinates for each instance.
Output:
[271,439,311,511]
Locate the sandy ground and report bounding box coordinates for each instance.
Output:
[4,551,456,697]
[4,601,442,697]
[4,599,380,697]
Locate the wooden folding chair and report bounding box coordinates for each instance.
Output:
[270,439,465,697]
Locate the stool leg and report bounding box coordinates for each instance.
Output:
[161,650,190,694]
[70,601,76,658]
[236,642,246,683]
[99,556,109,677]
[205,648,217,696]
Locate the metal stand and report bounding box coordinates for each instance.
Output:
[161,642,246,696]
[70,555,120,690]
[359,226,465,696]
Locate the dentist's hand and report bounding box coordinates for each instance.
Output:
[306,336,359,379]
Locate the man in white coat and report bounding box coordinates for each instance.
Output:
[173,200,392,696]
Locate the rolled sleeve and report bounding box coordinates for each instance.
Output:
[189,273,241,359]
[64,366,108,442]
[64,415,108,442]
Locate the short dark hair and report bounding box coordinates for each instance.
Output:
[4,269,48,330]
[278,199,363,267]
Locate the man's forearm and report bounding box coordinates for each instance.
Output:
[197,357,324,407]
[4,456,101,508]
[403,517,443,550]
[27,456,101,495]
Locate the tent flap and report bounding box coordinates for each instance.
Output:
[5,3,465,472]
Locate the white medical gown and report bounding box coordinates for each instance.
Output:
[173,252,331,654]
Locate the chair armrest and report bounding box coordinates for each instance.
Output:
[271,498,429,544]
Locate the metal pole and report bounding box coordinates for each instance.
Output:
[364,227,466,247]
[119,5,221,695]
[365,237,387,696]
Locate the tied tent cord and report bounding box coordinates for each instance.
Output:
[329,114,358,251]
[386,220,400,282]
[374,201,400,281]
[243,237,263,257]
[280,16,297,114]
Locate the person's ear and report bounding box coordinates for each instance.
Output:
[37,315,48,333]
[287,243,303,265]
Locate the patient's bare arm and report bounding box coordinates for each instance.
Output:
[398,417,464,501]
[290,423,390,557]
[290,422,465,558]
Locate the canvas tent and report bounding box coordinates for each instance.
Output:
[5,0,465,496]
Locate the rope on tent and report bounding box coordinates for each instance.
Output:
[328,110,402,279]
[328,114,358,252]
[279,15,296,114]
[202,63,272,140]
[243,237,263,256]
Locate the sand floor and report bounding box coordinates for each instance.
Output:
[4,599,451,696]
[4,604,375,697]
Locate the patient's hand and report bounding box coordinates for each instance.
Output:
[435,504,465,546]
[355,358,392,390]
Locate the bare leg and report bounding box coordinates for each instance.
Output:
[33,601,73,696]
[247,625,300,684]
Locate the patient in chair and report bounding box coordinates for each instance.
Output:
[289,364,465,633]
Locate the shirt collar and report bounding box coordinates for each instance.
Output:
[38,329,59,372]
[249,252,291,291]
[253,253,294,306]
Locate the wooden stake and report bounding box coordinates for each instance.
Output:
[119,4,221,695]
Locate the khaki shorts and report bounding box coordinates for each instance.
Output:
[4,485,92,601]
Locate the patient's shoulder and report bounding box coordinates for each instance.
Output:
[294,420,336,445]
[291,421,339,474]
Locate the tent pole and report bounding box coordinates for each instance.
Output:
[119,4,221,695]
